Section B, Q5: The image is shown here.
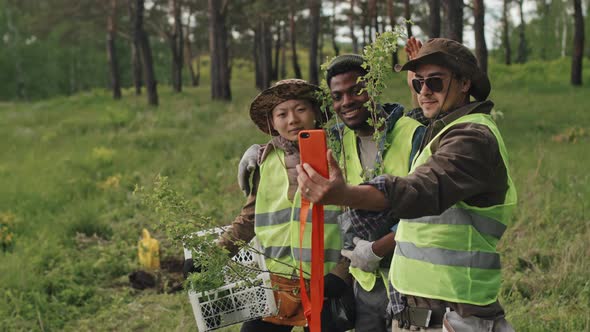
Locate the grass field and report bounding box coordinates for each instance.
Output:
[0,58,589,331]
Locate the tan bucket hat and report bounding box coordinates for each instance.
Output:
[395,38,491,101]
[249,79,323,136]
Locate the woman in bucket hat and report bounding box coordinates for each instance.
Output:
[297,38,517,332]
[187,79,353,332]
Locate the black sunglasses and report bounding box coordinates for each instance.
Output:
[411,77,445,94]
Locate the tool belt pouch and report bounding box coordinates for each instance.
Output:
[262,274,308,326]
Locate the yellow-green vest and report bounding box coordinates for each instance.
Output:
[391,113,517,305]
[341,116,423,291]
[255,148,342,278]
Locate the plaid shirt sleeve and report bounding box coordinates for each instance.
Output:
[345,176,406,314]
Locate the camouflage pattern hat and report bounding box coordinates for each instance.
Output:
[395,38,491,101]
[249,79,323,136]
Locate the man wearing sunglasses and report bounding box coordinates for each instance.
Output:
[236,53,426,332]
[297,38,516,332]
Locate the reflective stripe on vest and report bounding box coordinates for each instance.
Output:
[342,116,423,291]
[391,113,517,305]
[255,148,342,277]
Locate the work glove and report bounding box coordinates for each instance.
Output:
[323,273,349,298]
[237,144,261,196]
[340,237,382,273]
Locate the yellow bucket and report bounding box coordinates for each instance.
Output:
[138,229,160,270]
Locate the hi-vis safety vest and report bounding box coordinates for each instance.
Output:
[342,116,423,291]
[391,113,517,305]
[255,148,342,278]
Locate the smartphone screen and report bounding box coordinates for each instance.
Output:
[298,129,328,178]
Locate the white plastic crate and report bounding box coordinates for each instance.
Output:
[184,228,277,331]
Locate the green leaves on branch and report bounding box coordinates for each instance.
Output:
[361,29,406,180]
[135,175,230,292]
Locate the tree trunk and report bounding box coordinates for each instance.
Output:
[308,0,321,85]
[502,0,511,65]
[361,14,368,47]
[5,3,27,99]
[128,0,142,95]
[184,30,198,87]
[387,0,399,67]
[473,0,488,74]
[428,0,441,38]
[208,0,231,100]
[135,0,158,106]
[289,5,303,79]
[404,0,412,37]
[368,0,376,43]
[332,0,340,56]
[571,0,584,85]
[196,52,201,86]
[257,19,272,89]
[273,21,281,81]
[169,0,183,92]
[254,23,262,89]
[107,0,122,100]
[319,27,324,65]
[349,0,359,54]
[515,0,527,63]
[280,22,287,79]
[443,0,463,43]
[539,0,550,60]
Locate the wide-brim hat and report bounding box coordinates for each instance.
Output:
[395,38,491,101]
[249,79,323,135]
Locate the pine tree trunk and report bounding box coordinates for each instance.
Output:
[332,0,340,56]
[273,22,281,81]
[473,0,488,74]
[387,0,399,67]
[5,4,27,100]
[185,32,198,87]
[289,5,302,79]
[280,22,287,79]
[128,0,142,95]
[443,0,463,43]
[107,0,122,100]
[404,0,412,37]
[350,0,359,54]
[516,0,527,63]
[428,0,441,38]
[319,28,324,65]
[309,0,321,85]
[170,0,183,92]
[502,0,511,65]
[196,52,201,86]
[254,23,262,89]
[135,0,158,106]
[261,19,272,89]
[571,0,584,85]
[208,0,231,100]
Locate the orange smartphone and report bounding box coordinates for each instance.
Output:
[298,129,329,178]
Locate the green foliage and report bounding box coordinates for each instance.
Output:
[358,29,405,179]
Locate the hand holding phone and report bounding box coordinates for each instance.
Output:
[298,130,329,178]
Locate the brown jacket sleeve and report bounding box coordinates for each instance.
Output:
[381,122,508,219]
[217,167,261,257]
